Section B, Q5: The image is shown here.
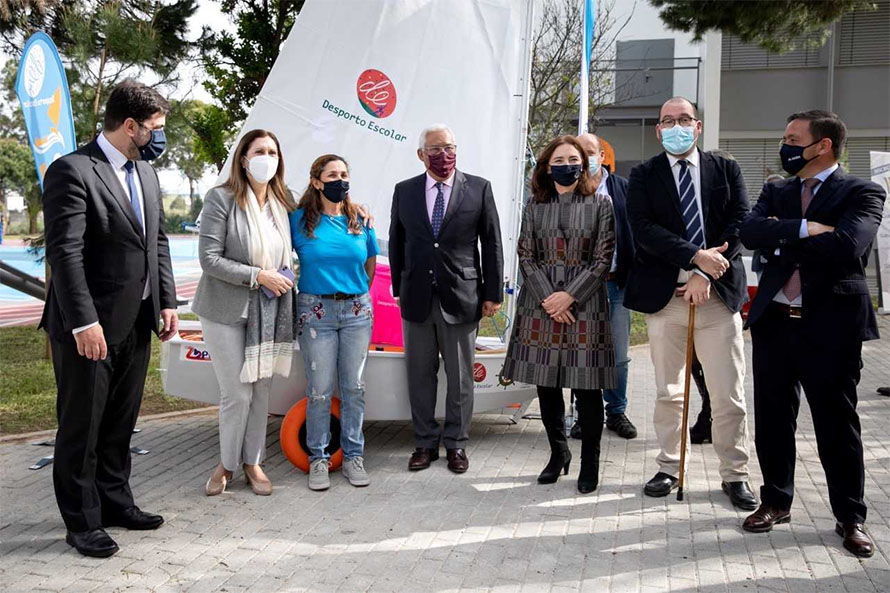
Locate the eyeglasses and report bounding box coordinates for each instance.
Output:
[424,144,457,156]
[659,116,697,128]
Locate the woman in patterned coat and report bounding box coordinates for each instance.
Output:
[503,135,616,493]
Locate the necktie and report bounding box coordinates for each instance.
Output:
[123,161,144,233]
[678,160,703,247]
[431,181,445,237]
[781,177,821,301]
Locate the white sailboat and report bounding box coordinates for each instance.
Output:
[160,0,539,433]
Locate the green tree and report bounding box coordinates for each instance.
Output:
[1,0,198,143]
[0,138,36,231]
[650,0,876,52]
[198,0,305,126]
[190,102,235,173]
[155,99,215,205]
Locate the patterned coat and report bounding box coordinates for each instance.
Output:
[502,191,616,390]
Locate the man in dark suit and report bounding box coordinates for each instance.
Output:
[739,110,883,558]
[576,133,637,439]
[389,124,504,473]
[624,97,756,509]
[40,80,179,558]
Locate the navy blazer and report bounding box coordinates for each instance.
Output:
[740,168,884,343]
[624,149,750,314]
[39,140,177,344]
[604,170,634,288]
[389,170,504,324]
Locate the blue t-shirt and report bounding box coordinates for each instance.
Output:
[289,208,379,295]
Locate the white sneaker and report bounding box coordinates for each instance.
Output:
[308,459,330,491]
[342,456,371,487]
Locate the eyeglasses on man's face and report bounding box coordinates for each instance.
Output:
[659,116,697,128]
[424,144,457,156]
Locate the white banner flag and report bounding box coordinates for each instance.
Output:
[220,0,535,285]
[871,151,890,314]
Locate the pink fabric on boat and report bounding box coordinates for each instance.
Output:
[370,263,403,346]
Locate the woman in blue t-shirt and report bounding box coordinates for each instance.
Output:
[290,154,379,492]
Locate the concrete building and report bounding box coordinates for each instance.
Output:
[593,0,890,190]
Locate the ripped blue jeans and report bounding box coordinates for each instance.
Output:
[297,292,373,461]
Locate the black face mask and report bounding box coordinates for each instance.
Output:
[321,179,349,203]
[780,140,820,176]
[550,164,582,187]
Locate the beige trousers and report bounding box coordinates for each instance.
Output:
[646,294,750,480]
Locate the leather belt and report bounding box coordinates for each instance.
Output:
[319,292,360,301]
[770,301,802,319]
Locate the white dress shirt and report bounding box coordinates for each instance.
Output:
[772,162,839,306]
[666,148,709,284]
[73,134,150,335]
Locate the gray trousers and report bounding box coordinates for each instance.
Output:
[403,296,477,449]
[201,317,272,471]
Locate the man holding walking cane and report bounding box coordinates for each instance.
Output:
[624,97,756,509]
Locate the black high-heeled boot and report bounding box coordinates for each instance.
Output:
[536,386,572,484]
[538,447,572,484]
[575,388,604,494]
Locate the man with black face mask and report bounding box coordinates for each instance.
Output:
[39,80,178,558]
[739,110,884,558]
[389,124,504,474]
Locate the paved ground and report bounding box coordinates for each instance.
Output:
[1,320,889,593]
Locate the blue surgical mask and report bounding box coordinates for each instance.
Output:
[660,125,696,156]
[137,128,166,161]
[588,155,600,172]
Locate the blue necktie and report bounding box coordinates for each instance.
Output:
[123,161,144,232]
[677,160,703,247]
[431,182,445,237]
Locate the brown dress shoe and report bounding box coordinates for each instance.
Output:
[446,448,468,473]
[742,504,791,533]
[408,448,439,471]
[835,522,874,558]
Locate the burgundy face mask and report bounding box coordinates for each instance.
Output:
[427,150,456,178]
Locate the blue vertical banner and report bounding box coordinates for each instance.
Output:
[577,0,595,135]
[14,32,77,190]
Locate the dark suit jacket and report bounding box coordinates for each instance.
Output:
[39,139,177,344]
[624,149,750,314]
[740,169,884,342]
[605,170,634,288]
[389,169,504,324]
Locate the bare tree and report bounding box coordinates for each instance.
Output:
[528,0,634,156]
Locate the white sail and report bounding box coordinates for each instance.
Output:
[219,0,535,284]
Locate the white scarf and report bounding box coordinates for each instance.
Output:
[243,186,291,271]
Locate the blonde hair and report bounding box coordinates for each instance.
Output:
[221,129,295,212]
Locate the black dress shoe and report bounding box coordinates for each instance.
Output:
[722,481,758,511]
[66,528,119,558]
[688,412,712,444]
[408,448,439,471]
[742,504,791,533]
[644,472,679,497]
[836,522,874,558]
[605,414,638,439]
[446,448,469,473]
[103,507,164,531]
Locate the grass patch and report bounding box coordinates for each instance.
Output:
[630,311,648,346]
[0,326,208,436]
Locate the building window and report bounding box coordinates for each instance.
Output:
[838,0,890,66]
[845,137,890,179]
[722,33,827,70]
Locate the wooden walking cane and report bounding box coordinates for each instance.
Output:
[677,302,696,501]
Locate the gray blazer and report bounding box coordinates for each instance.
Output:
[191,186,262,324]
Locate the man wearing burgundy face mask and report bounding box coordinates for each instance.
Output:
[389,124,504,473]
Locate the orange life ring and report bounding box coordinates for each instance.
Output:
[280,397,343,472]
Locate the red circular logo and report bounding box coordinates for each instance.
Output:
[473,362,487,382]
[356,69,397,119]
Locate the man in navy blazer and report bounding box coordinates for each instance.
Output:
[739,110,883,558]
[576,133,637,439]
[389,124,504,474]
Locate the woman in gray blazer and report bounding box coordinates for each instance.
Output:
[191,129,297,496]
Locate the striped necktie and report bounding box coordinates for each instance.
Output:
[678,160,703,247]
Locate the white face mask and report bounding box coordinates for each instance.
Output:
[588,154,600,172]
[247,154,279,183]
